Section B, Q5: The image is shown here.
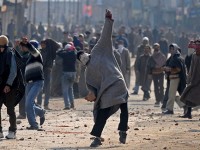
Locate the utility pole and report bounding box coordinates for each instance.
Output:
[181,0,185,20]
[47,0,50,36]
[28,0,32,21]
[33,0,36,24]
[15,0,18,14]
[76,0,80,24]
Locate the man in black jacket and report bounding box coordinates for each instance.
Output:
[56,43,77,109]
[37,39,60,110]
[0,35,18,139]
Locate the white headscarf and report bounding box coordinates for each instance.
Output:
[80,53,90,65]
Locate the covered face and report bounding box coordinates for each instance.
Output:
[169,43,179,55]
[77,51,90,65]
[187,41,195,55]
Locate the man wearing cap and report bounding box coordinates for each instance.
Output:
[180,40,200,118]
[148,43,166,107]
[132,36,150,95]
[20,39,45,130]
[56,43,77,110]
[77,9,128,147]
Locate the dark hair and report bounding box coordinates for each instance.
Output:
[77,50,85,61]
[40,40,46,44]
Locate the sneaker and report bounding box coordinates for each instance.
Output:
[162,110,174,115]
[90,137,102,147]
[131,91,138,95]
[5,131,16,139]
[16,115,26,119]
[119,131,127,144]
[40,109,46,126]
[26,126,39,130]
[0,132,4,138]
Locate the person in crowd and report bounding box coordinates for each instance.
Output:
[78,33,89,53]
[37,22,45,39]
[159,35,169,58]
[14,38,29,119]
[37,39,60,110]
[165,28,175,45]
[128,27,136,57]
[115,27,129,48]
[20,39,45,130]
[137,45,152,101]
[50,43,63,97]
[143,26,153,45]
[77,9,129,147]
[185,41,195,73]
[163,43,186,114]
[178,32,189,57]
[148,43,166,107]
[56,43,77,110]
[117,40,131,89]
[7,19,15,42]
[180,40,199,119]
[0,35,19,139]
[132,37,149,95]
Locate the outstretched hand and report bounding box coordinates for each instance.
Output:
[105,9,113,21]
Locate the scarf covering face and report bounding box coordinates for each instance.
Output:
[188,48,195,55]
[118,44,124,53]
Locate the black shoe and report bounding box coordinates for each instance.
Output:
[131,92,138,95]
[179,113,192,119]
[40,109,46,125]
[26,126,39,130]
[63,107,70,110]
[163,110,174,114]
[90,137,102,147]
[119,131,127,144]
[70,103,75,109]
[16,115,26,119]
[143,97,150,101]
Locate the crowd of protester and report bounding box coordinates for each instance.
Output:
[0,10,200,147]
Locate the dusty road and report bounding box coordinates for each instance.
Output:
[0,59,200,150]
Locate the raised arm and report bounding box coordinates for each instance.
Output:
[94,9,114,51]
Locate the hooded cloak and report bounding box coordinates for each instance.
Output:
[85,18,128,120]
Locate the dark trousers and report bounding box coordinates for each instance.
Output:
[152,74,164,103]
[18,95,26,117]
[0,89,17,132]
[90,102,128,137]
[37,68,51,106]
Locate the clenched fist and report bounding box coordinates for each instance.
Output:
[105,9,113,21]
[85,91,96,102]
